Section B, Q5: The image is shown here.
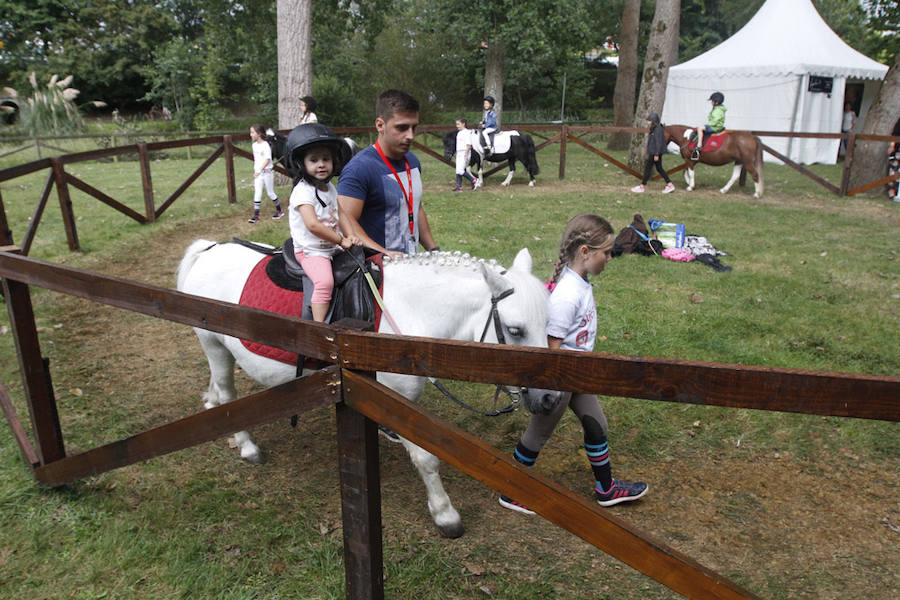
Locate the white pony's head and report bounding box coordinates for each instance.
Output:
[478,248,549,350]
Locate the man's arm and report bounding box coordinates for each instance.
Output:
[338,194,398,257]
[416,204,437,252]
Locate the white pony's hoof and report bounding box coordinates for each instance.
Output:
[240,444,263,464]
[686,186,694,192]
[203,401,217,410]
[501,181,510,187]
[719,188,727,194]
[528,180,535,187]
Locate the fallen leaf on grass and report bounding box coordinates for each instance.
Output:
[463,561,485,575]
[689,293,703,304]
[70,388,83,397]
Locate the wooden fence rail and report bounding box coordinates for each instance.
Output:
[1,248,898,598]
[2,126,898,253]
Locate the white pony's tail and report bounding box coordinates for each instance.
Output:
[176,239,217,291]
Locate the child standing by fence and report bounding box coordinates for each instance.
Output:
[499,213,649,515]
[453,117,480,191]
[249,124,284,223]
[631,113,675,194]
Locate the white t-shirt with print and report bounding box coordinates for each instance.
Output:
[546,267,597,352]
[252,139,273,173]
[289,179,340,258]
[455,129,477,174]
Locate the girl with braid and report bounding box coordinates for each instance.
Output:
[499,214,648,515]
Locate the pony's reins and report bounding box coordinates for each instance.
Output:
[342,249,521,417]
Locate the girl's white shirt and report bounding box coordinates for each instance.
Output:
[252,139,273,173]
[546,266,597,352]
[289,179,340,258]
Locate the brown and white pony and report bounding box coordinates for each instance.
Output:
[664,124,765,198]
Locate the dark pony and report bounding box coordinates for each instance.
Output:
[663,124,765,198]
[443,130,540,187]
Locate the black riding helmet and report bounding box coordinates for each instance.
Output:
[709,91,725,105]
[483,95,495,106]
[284,123,353,184]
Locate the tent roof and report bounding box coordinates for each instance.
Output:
[669,0,888,80]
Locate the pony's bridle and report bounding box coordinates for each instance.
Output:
[478,287,516,344]
[430,285,522,417]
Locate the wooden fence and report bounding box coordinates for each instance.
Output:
[1,247,898,599]
[2,125,899,255]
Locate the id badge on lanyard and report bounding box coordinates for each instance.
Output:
[374,141,417,253]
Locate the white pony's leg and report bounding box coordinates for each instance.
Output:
[378,372,463,538]
[685,167,695,191]
[754,179,762,198]
[720,164,742,194]
[501,171,515,187]
[400,438,464,538]
[196,330,262,464]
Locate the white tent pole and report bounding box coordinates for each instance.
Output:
[788,73,808,160]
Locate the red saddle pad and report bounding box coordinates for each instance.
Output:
[689,131,728,152]
[238,255,303,365]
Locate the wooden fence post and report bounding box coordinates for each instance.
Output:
[336,397,384,600]
[0,188,12,246]
[50,157,79,251]
[137,143,155,222]
[558,124,568,179]
[223,135,237,204]
[1,270,66,465]
[840,133,856,197]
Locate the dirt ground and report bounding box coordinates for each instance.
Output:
[34,212,899,600]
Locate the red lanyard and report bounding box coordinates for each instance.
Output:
[374,141,415,235]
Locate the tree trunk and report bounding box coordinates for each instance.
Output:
[277,0,312,131]
[484,38,504,127]
[627,0,680,170]
[608,0,640,150]
[847,52,900,195]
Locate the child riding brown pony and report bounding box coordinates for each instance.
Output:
[663,124,765,198]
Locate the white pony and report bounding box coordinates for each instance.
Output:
[176,240,552,538]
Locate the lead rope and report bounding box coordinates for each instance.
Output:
[343,249,519,417]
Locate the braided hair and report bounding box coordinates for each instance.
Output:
[550,214,615,285]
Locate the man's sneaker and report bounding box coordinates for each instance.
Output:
[663,182,676,194]
[471,177,480,190]
[248,215,260,224]
[595,479,648,507]
[272,209,284,220]
[499,494,535,515]
[378,424,402,443]
[630,184,645,193]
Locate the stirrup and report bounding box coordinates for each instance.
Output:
[690,149,700,161]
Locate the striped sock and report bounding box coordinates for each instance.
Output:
[513,441,538,467]
[585,439,612,493]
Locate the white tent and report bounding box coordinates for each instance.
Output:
[662,0,888,164]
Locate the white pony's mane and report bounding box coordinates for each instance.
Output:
[384,250,508,276]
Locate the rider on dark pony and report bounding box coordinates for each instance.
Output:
[693,91,726,160]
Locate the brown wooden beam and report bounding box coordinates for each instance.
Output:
[155,145,224,219]
[50,157,79,251]
[65,172,147,223]
[566,132,642,178]
[0,376,41,468]
[224,135,237,204]
[0,186,12,246]
[760,144,839,194]
[34,367,342,486]
[846,171,900,197]
[1,273,65,464]
[137,143,155,222]
[336,399,384,600]
[0,252,337,363]
[341,370,760,600]
[333,332,900,422]
[411,140,451,166]
[21,171,55,256]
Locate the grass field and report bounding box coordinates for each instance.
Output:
[0,135,898,599]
